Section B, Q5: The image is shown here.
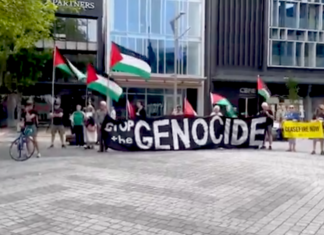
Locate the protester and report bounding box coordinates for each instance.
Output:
[85,105,95,118]
[136,101,146,120]
[21,100,41,158]
[84,116,97,149]
[172,105,183,115]
[95,101,108,152]
[49,101,65,148]
[210,105,223,116]
[259,102,274,150]
[311,105,324,155]
[284,105,300,152]
[70,104,85,147]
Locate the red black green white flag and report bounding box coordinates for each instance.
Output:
[210,93,237,117]
[257,76,271,100]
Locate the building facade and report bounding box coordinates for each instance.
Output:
[205,0,324,119]
[107,0,205,118]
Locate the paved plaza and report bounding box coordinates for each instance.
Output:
[0,141,324,235]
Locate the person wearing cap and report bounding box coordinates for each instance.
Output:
[259,102,274,150]
[311,105,324,155]
[49,101,65,148]
[95,101,108,152]
[21,100,41,158]
[284,105,300,152]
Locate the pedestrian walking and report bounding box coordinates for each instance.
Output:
[95,101,108,152]
[49,101,66,148]
[70,104,85,147]
[311,105,324,155]
[259,102,274,150]
[284,105,300,152]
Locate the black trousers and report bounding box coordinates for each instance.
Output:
[74,125,84,146]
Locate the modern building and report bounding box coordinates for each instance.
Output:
[107,0,205,118]
[1,0,104,127]
[205,0,324,119]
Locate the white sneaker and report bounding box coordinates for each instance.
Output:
[36,153,41,158]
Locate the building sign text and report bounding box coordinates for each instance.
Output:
[53,0,95,9]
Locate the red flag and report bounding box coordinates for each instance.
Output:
[86,64,98,84]
[127,100,135,119]
[110,43,123,68]
[184,98,197,116]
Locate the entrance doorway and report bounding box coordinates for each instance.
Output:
[164,95,182,115]
[238,98,258,117]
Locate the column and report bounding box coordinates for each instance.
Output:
[197,82,204,116]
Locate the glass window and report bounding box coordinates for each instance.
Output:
[150,0,162,34]
[179,41,187,75]
[136,38,144,55]
[300,3,308,29]
[147,95,164,117]
[271,0,279,26]
[187,41,200,75]
[188,1,201,37]
[127,88,146,94]
[157,39,165,74]
[316,44,324,67]
[305,43,309,67]
[165,0,175,35]
[147,88,164,94]
[286,42,294,66]
[296,42,303,67]
[128,38,136,51]
[308,4,320,30]
[55,17,66,36]
[271,41,284,65]
[285,2,297,28]
[165,40,174,74]
[63,18,87,42]
[148,39,158,73]
[77,19,88,42]
[128,0,140,33]
[140,0,148,33]
[87,19,97,42]
[113,0,127,31]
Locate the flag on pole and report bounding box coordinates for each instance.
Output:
[184,98,197,116]
[111,42,151,79]
[257,76,271,101]
[87,74,123,102]
[126,100,135,119]
[210,93,237,117]
[53,47,86,80]
[86,64,99,84]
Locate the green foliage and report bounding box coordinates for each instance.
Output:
[286,77,299,105]
[5,48,52,92]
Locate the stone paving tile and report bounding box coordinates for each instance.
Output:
[1,141,324,234]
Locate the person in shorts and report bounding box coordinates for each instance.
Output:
[284,105,300,152]
[311,105,324,155]
[21,100,41,158]
[49,101,65,148]
[259,102,274,150]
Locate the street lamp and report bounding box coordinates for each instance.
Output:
[170,12,190,111]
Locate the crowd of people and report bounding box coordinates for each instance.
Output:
[19,98,324,157]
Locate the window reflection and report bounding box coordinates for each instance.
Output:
[113,0,127,31]
[88,20,97,42]
[151,0,162,34]
[128,0,139,32]
[316,44,324,67]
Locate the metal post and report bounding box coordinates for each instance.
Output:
[173,24,178,109]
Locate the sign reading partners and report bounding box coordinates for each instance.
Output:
[101,116,267,151]
[283,121,324,138]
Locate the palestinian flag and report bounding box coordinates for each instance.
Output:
[86,66,122,102]
[184,98,197,116]
[111,42,151,79]
[53,47,86,80]
[210,93,237,118]
[126,100,135,119]
[257,76,271,100]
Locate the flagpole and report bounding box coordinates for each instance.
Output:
[51,43,56,125]
[105,0,111,110]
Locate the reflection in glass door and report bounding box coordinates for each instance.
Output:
[164,95,182,115]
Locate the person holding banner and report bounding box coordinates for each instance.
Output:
[210,105,223,116]
[259,102,274,150]
[311,105,324,155]
[136,101,146,120]
[284,105,300,152]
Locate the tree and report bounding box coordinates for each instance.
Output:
[286,77,300,107]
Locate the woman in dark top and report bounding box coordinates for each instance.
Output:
[21,100,41,158]
[259,102,274,150]
[136,101,146,120]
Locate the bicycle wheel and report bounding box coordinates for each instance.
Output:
[9,136,35,161]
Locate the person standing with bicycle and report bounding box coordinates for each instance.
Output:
[21,100,41,158]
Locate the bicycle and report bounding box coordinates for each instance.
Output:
[9,128,35,161]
